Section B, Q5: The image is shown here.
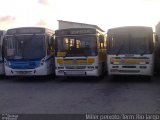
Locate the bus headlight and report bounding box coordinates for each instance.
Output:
[145,60,150,64]
[40,58,45,66]
[4,60,9,66]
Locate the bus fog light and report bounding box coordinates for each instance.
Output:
[145,60,150,64]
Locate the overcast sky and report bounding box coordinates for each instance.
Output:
[0,0,160,31]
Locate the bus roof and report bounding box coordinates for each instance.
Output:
[107,26,153,34]
[6,27,54,35]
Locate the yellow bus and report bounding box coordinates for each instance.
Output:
[55,28,107,76]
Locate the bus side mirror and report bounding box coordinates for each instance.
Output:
[155,35,158,42]
[49,36,54,45]
[99,35,104,43]
[48,37,52,44]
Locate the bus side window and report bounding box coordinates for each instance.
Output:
[76,39,80,48]
[64,38,69,50]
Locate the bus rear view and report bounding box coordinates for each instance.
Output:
[107,26,154,76]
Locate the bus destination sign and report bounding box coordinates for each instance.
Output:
[6,27,45,35]
[56,28,96,36]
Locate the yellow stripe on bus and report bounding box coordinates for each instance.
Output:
[77,60,87,64]
[111,59,146,63]
[57,58,95,64]
[57,52,66,57]
[87,58,95,64]
[64,60,72,64]
[57,59,64,64]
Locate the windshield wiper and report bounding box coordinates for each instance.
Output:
[63,50,72,57]
[140,50,146,56]
[116,44,124,56]
[140,44,146,56]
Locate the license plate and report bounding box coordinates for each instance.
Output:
[16,71,29,74]
[65,71,85,75]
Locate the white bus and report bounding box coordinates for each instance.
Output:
[0,30,5,75]
[155,22,160,75]
[55,28,107,76]
[4,27,55,76]
[107,26,154,76]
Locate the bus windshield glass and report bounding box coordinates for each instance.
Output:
[0,37,2,58]
[5,35,46,60]
[107,29,154,55]
[56,35,97,57]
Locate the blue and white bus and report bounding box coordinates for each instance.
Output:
[0,30,5,75]
[4,27,55,76]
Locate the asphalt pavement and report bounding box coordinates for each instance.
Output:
[0,75,160,114]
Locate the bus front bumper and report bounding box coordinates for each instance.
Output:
[55,69,100,77]
[5,66,48,76]
[108,66,153,76]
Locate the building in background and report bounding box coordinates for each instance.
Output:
[58,20,104,32]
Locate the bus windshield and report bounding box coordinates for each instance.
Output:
[5,35,46,60]
[56,35,97,57]
[0,38,2,60]
[108,30,154,55]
